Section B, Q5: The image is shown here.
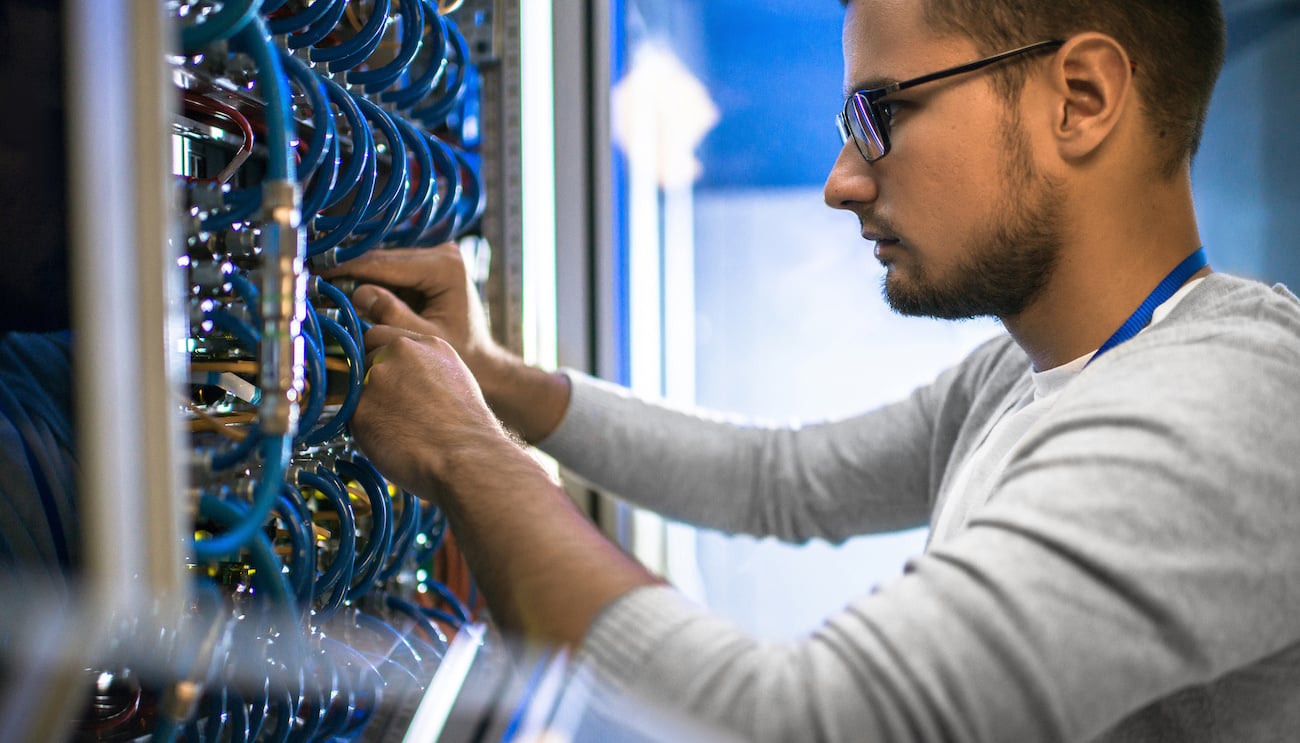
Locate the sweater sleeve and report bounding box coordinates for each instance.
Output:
[536,337,1023,542]
[576,314,1300,742]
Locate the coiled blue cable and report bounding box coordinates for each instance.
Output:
[353,98,408,224]
[416,134,462,245]
[259,688,295,743]
[335,457,393,601]
[312,277,364,349]
[382,114,440,245]
[375,491,418,584]
[218,688,251,743]
[384,593,448,652]
[331,111,410,261]
[197,493,296,613]
[350,0,424,92]
[299,314,363,446]
[308,81,377,257]
[272,485,315,613]
[317,78,374,212]
[311,648,356,740]
[244,687,269,743]
[279,50,334,183]
[296,328,327,441]
[192,434,291,561]
[233,18,294,182]
[287,0,347,50]
[322,0,392,74]
[382,1,448,109]
[318,639,382,739]
[181,0,262,53]
[452,147,486,233]
[289,659,327,743]
[227,271,261,324]
[297,467,355,602]
[424,578,471,625]
[312,0,390,70]
[200,187,261,233]
[411,16,470,124]
[206,306,260,351]
[301,132,340,225]
[266,0,338,35]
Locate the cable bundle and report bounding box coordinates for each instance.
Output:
[72,2,495,740]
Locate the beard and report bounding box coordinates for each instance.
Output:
[881,110,1067,320]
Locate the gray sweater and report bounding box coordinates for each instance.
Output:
[538,273,1300,742]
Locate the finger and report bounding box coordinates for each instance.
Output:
[320,243,460,288]
[362,323,428,356]
[351,284,432,330]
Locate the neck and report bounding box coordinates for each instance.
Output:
[1001,177,1206,371]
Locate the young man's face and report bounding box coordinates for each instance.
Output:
[825,0,1066,320]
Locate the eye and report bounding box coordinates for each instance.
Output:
[876,100,905,127]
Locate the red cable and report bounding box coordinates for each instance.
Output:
[181,90,256,184]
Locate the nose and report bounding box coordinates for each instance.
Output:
[824,143,879,211]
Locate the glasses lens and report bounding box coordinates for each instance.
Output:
[848,94,887,161]
[835,113,853,146]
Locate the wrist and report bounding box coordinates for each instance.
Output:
[477,356,571,444]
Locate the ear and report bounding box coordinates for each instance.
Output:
[1045,33,1135,161]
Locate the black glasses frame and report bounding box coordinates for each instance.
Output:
[836,39,1065,163]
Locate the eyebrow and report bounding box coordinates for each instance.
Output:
[843,76,899,97]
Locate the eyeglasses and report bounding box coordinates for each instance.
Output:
[836,39,1065,163]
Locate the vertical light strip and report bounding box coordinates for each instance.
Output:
[520,0,557,369]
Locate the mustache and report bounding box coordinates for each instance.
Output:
[858,213,903,241]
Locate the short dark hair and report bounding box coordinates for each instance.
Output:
[842,0,1226,177]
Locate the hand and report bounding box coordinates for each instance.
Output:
[325,244,508,384]
[350,324,515,499]
[328,244,572,444]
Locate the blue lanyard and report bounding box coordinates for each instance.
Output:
[1087,247,1208,366]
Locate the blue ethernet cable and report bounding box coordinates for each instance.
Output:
[233,18,294,182]
[384,594,449,652]
[295,328,327,441]
[227,271,260,323]
[417,134,463,245]
[312,277,364,350]
[355,99,410,223]
[297,467,356,602]
[266,0,338,35]
[382,0,448,109]
[376,491,419,584]
[383,114,440,246]
[318,78,376,211]
[453,147,486,232]
[272,486,315,613]
[197,493,296,613]
[335,457,394,601]
[299,314,363,446]
[279,50,334,183]
[308,80,377,257]
[287,0,347,50]
[312,0,391,70]
[181,0,262,54]
[192,434,291,562]
[350,0,425,92]
[423,577,471,625]
[411,16,471,124]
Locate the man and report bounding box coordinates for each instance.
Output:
[337,0,1300,740]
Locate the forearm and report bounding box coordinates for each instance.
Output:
[432,434,660,645]
[477,353,572,445]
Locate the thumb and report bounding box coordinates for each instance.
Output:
[352,284,435,334]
